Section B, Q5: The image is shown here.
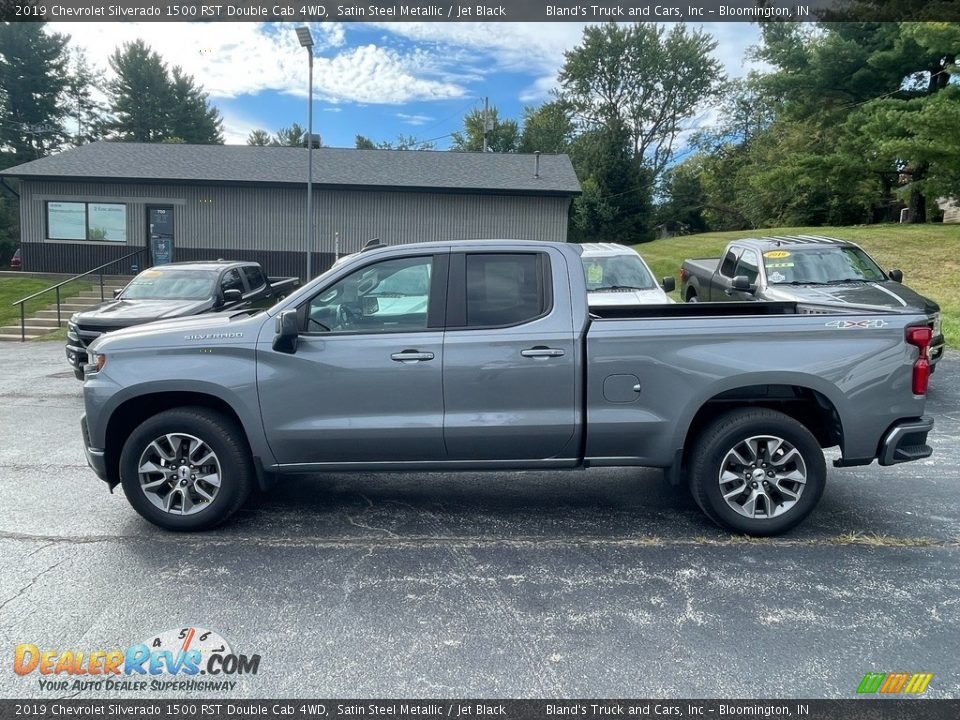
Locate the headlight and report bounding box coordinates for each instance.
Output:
[931,313,941,338]
[86,351,106,375]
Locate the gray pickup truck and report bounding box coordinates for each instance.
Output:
[80,240,935,536]
[680,235,944,367]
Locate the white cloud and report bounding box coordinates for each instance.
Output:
[51,22,464,105]
[397,113,433,126]
[311,45,465,104]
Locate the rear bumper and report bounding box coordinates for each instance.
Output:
[878,416,934,466]
[80,414,108,482]
[930,335,945,365]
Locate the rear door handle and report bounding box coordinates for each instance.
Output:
[521,347,565,358]
[391,350,435,363]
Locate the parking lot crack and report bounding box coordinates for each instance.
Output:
[0,555,70,614]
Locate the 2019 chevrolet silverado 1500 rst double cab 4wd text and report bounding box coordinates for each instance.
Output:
[80,240,935,535]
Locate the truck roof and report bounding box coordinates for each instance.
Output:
[145,260,254,271]
[578,243,641,256]
[731,235,856,251]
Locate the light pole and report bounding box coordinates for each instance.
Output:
[296,26,315,280]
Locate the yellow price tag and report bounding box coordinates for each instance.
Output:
[764,250,791,259]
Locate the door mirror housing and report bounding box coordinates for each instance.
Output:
[273,310,299,354]
[731,275,755,292]
[112,288,123,299]
[660,276,676,293]
[221,288,243,305]
[888,268,903,283]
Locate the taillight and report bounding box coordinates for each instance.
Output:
[679,267,689,282]
[906,326,932,395]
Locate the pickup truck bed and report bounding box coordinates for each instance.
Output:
[79,240,935,536]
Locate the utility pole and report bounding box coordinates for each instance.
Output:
[482,96,489,153]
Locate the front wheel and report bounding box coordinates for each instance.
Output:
[688,408,826,536]
[119,407,253,531]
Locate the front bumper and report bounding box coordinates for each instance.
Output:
[878,416,934,466]
[80,414,108,481]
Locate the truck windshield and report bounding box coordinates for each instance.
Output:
[763,247,886,285]
[582,254,656,291]
[122,269,217,300]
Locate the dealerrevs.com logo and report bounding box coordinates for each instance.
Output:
[13,627,260,693]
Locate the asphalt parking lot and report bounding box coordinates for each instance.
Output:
[0,342,958,699]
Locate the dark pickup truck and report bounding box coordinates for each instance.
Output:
[680,235,944,367]
[66,260,298,379]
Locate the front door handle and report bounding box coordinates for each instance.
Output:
[521,347,565,358]
[391,350,435,363]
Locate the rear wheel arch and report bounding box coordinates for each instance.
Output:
[680,383,844,463]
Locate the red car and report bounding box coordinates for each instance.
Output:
[9,248,20,269]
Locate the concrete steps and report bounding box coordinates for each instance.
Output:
[1,277,132,342]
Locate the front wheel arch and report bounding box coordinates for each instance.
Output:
[104,391,252,490]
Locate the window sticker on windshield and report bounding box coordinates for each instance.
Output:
[769,271,787,283]
[764,250,791,258]
[766,262,794,268]
[586,263,603,284]
[141,270,162,277]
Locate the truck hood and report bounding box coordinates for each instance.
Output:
[588,288,674,306]
[764,281,939,314]
[72,298,213,328]
[90,311,266,352]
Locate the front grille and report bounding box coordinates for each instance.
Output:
[71,325,111,349]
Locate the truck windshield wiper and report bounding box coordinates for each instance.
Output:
[824,278,869,284]
[593,285,651,291]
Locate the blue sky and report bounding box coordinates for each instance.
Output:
[53,22,764,149]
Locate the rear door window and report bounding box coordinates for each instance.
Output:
[719,250,739,277]
[463,253,548,328]
[242,266,266,292]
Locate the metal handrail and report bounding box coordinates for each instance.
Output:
[11,247,147,341]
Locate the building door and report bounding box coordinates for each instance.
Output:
[147,206,174,266]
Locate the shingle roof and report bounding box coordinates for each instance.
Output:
[0,141,581,196]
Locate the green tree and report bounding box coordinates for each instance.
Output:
[0,22,70,163]
[273,123,308,147]
[107,39,175,142]
[656,160,709,234]
[568,123,654,242]
[356,133,435,151]
[64,47,106,146]
[451,105,520,152]
[519,100,574,154]
[558,22,724,181]
[167,66,223,144]
[246,129,272,146]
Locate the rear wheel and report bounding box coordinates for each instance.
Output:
[686,290,699,303]
[119,407,253,531]
[688,408,825,535]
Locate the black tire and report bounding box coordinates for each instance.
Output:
[686,291,698,303]
[73,368,85,381]
[688,408,826,536]
[119,407,253,531]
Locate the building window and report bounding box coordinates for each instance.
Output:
[46,201,127,242]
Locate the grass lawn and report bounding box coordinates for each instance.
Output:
[0,276,92,335]
[634,223,960,348]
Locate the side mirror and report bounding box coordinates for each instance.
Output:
[888,269,903,283]
[221,288,243,305]
[272,310,299,354]
[660,276,676,293]
[731,275,755,292]
[112,288,123,299]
